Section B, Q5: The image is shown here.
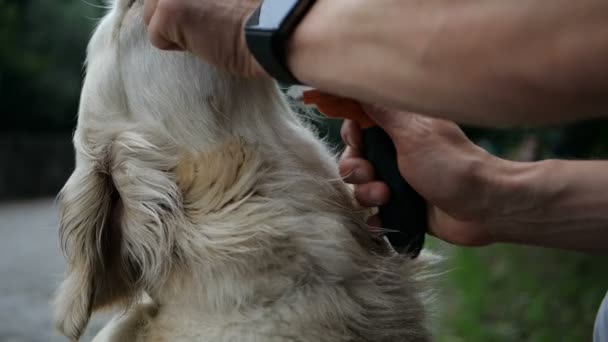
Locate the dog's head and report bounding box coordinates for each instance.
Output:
[53,1,285,339]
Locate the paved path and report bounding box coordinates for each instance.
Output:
[0,199,109,342]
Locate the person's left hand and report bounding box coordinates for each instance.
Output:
[144,0,267,78]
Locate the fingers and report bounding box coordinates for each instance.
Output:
[339,119,390,206]
[340,119,363,149]
[354,181,390,207]
[340,119,375,183]
[340,152,390,206]
[143,0,266,76]
[339,154,375,184]
[144,0,184,50]
[143,0,158,25]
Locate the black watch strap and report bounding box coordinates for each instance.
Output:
[245,0,316,85]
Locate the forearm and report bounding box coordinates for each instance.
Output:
[288,0,608,126]
[491,159,608,252]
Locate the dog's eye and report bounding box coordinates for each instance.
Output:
[127,0,136,8]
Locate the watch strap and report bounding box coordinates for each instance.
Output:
[245,0,316,85]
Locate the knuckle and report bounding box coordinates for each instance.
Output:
[340,123,349,139]
[338,161,354,178]
[156,0,184,23]
[147,28,168,48]
[354,187,371,204]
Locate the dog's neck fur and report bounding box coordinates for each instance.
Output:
[54,1,431,341]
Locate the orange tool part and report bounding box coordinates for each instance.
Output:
[302,90,375,129]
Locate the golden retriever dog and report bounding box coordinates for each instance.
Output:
[53,0,436,340]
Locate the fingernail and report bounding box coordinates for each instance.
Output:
[370,187,386,206]
[343,165,358,179]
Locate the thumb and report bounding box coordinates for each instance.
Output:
[143,0,158,26]
[360,104,417,142]
[144,0,185,51]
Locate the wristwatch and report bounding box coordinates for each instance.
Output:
[245,0,316,85]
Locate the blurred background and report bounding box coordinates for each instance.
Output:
[1,0,607,341]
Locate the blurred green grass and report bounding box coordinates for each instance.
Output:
[430,240,608,341]
[430,123,608,342]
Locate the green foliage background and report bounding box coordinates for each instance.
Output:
[0,0,100,132]
[1,1,607,340]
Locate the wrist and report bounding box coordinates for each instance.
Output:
[286,0,350,87]
[482,158,563,244]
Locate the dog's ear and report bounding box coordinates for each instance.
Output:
[54,130,182,340]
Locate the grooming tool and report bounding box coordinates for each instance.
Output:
[302,90,428,257]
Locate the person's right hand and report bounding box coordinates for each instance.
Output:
[340,107,515,247]
[144,0,266,78]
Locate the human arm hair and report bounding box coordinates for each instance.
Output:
[288,0,608,126]
[489,159,608,252]
[340,111,608,253]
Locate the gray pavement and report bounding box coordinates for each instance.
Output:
[0,199,110,342]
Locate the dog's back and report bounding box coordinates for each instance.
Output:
[54,1,435,341]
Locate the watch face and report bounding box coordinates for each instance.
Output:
[248,0,301,30]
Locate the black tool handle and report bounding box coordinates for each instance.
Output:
[362,126,428,257]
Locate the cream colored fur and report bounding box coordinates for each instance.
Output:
[54,0,436,341]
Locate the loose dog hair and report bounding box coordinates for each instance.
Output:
[54,0,437,341]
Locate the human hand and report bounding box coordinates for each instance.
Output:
[340,107,511,247]
[144,0,266,77]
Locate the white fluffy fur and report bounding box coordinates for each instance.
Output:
[54,0,437,341]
